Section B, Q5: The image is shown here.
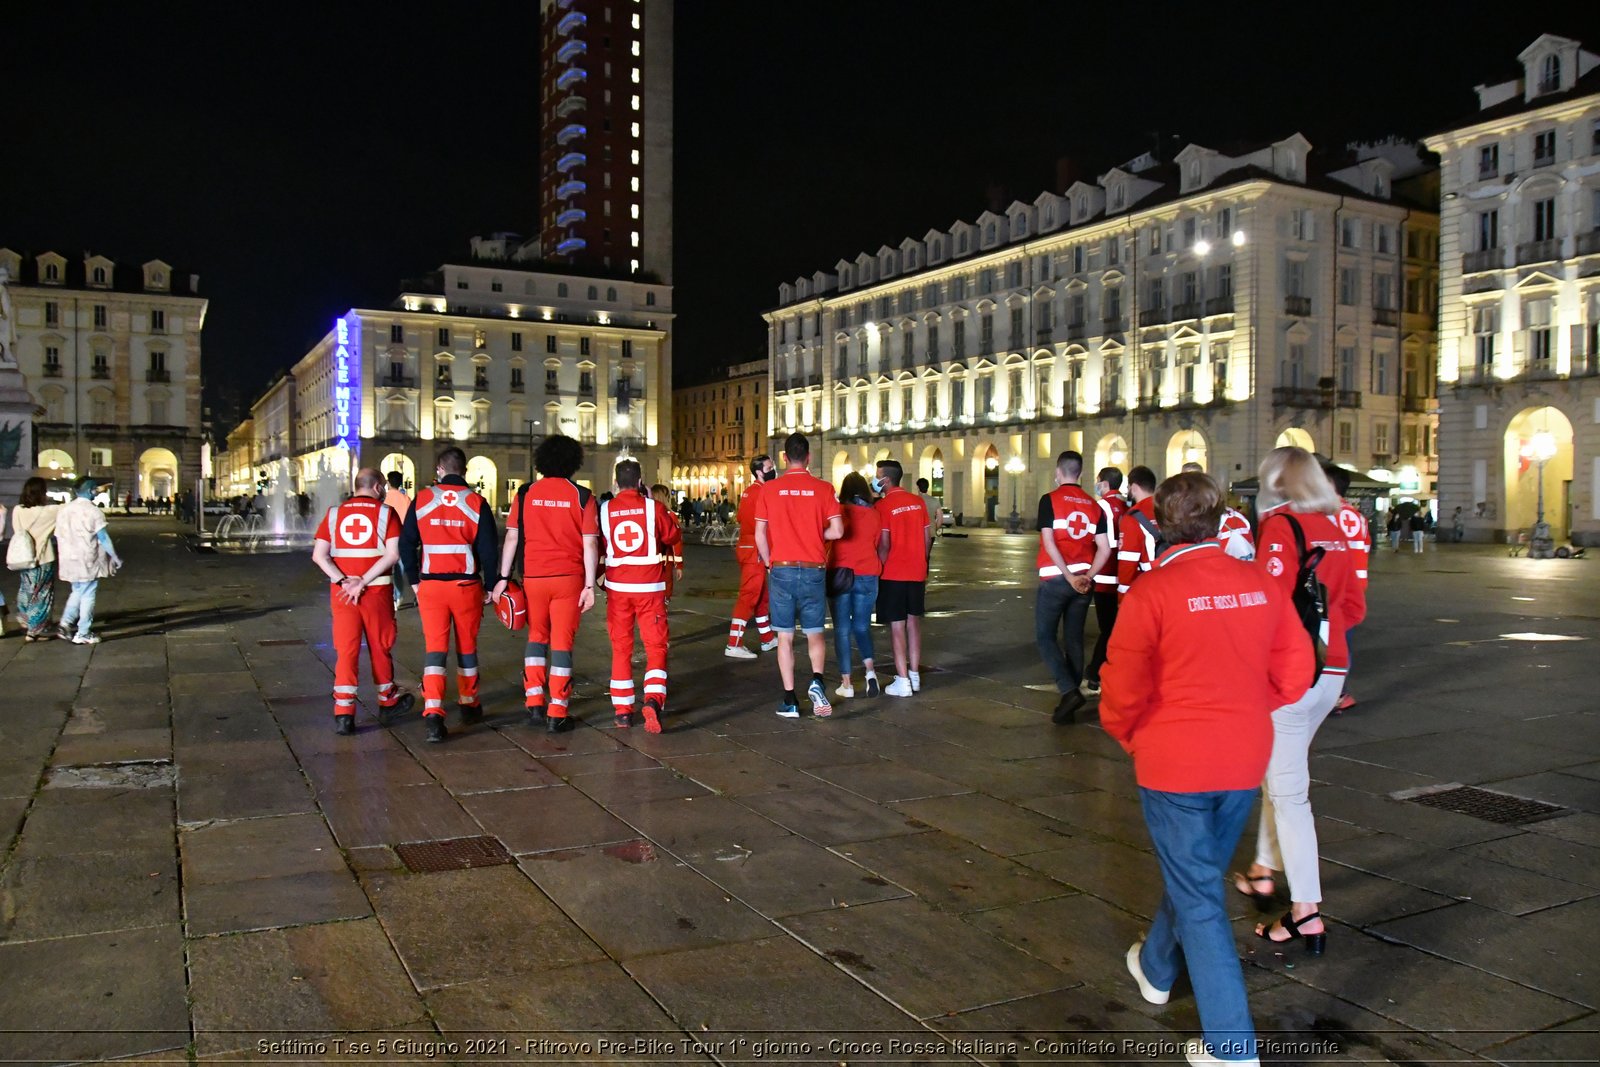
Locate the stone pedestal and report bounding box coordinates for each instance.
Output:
[0,364,35,507]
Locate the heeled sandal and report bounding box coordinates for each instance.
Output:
[1255,910,1326,956]
[1230,871,1276,907]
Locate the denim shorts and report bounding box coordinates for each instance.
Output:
[768,566,827,635]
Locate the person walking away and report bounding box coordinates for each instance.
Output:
[1083,465,1128,693]
[915,477,941,542]
[727,455,778,659]
[1323,463,1368,713]
[649,484,684,603]
[311,468,415,735]
[829,472,881,698]
[1102,471,1312,1067]
[9,479,62,640]
[1117,466,1160,599]
[597,461,679,733]
[1412,508,1429,552]
[385,470,415,610]
[56,477,122,644]
[1451,506,1464,543]
[494,435,600,734]
[1233,447,1366,958]
[398,447,499,742]
[875,460,932,697]
[754,433,843,719]
[1036,451,1113,724]
[0,500,8,635]
[1182,461,1255,560]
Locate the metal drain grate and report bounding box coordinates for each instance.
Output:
[395,835,513,872]
[1405,785,1566,826]
[258,638,307,647]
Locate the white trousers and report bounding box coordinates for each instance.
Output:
[1254,671,1343,903]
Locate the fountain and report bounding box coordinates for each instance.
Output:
[192,451,351,553]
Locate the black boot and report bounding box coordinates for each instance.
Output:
[527,705,547,727]
[547,714,575,734]
[1052,690,1087,725]
[379,692,415,727]
[333,715,355,736]
[458,702,484,724]
[425,715,448,743]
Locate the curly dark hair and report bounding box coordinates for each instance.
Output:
[535,434,584,478]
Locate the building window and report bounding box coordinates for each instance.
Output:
[1283,343,1307,389]
[390,324,404,343]
[1009,306,1024,344]
[44,263,60,282]
[151,309,165,333]
[44,301,58,327]
[387,359,405,384]
[1372,351,1391,395]
[546,334,557,353]
[979,313,994,353]
[1540,53,1562,93]
[546,367,559,391]
[1147,278,1164,309]
[92,351,109,377]
[1376,225,1392,254]
[1533,198,1556,242]
[91,393,111,423]
[1526,298,1553,364]
[510,332,523,352]
[1210,344,1228,401]
[1479,209,1499,250]
[1290,210,1314,241]
[93,304,107,330]
[92,266,107,285]
[491,279,503,292]
[925,381,939,420]
[579,369,594,394]
[1338,346,1357,391]
[437,327,450,346]
[1009,367,1024,413]
[43,345,61,373]
[1338,420,1353,454]
[1340,218,1358,248]
[1102,357,1122,406]
[1472,307,1497,372]
[1533,130,1556,168]
[474,366,488,391]
[148,396,168,425]
[1215,264,1233,299]
[951,378,965,418]
[878,390,890,425]
[579,408,596,441]
[1374,274,1394,311]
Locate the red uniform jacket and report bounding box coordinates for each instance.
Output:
[1117,496,1158,597]
[1337,499,1370,592]
[1255,504,1368,674]
[317,497,400,585]
[399,476,499,585]
[1100,541,1314,792]
[600,489,681,595]
[735,480,764,564]
[1036,484,1104,579]
[1218,507,1256,561]
[1094,492,1129,589]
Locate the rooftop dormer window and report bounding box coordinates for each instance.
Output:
[92,266,107,285]
[1539,53,1561,94]
[44,263,60,282]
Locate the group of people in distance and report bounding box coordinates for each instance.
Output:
[1080,446,1367,1067]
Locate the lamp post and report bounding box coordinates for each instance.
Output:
[1524,431,1557,558]
[1005,454,1026,534]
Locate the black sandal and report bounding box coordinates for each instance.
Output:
[1230,871,1276,907]
[1256,910,1326,956]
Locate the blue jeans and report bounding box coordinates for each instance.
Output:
[61,579,100,638]
[830,574,878,675]
[1139,787,1258,1062]
[768,566,826,635]
[1035,577,1092,694]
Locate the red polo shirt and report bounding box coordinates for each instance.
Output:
[755,467,841,564]
[511,476,599,578]
[830,502,882,577]
[876,486,930,582]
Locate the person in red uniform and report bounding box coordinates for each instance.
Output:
[1182,461,1256,561]
[727,455,778,659]
[754,433,843,719]
[398,447,500,743]
[828,472,882,698]
[311,467,414,735]
[1233,446,1367,959]
[1117,465,1160,599]
[874,460,932,698]
[1101,471,1311,1067]
[1035,450,1113,724]
[648,483,684,602]
[1322,463,1368,712]
[494,434,600,733]
[1083,465,1128,694]
[600,460,680,733]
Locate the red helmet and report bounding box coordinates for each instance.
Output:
[494,580,528,631]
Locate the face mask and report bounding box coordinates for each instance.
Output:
[870,477,885,495]
[762,467,777,482]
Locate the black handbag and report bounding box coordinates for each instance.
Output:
[826,566,856,597]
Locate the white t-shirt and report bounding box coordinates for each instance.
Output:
[56,498,110,582]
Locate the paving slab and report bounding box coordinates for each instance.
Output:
[568,765,715,806]
[660,750,821,796]
[1329,732,1589,784]
[501,721,632,758]
[363,865,604,989]
[0,795,27,858]
[0,845,179,941]
[462,783,637,855]
[728,730,882,769]
[1478,1013,1600,1067]
[169,670,260,697]
[804,759,971,803]
[0,759,41,799]
[1023,789,1153,847]
[180,813,368,934]
[420,747,565,794]
[782,897,1074,1020]
[519,842,774,959]
[19,788,174,854]
[609,793,792,854]
[1306,783,1527,849]
[0,923,187,1064]
[1478,770,1600,813]
[1456,826,1600,888]
[678,834,910,918]
[1531,811,1600,849]
[893,792,1079,857]
[297,748,441,794]
[738,786,929,846]
[832,830,1065,912]
[1243,978,1485,1065]
[609,725,745,759]
[1308,752,1448,796]
[1012,838,1164,919]
[963,891,1149,978]
[178,766,316,825]
[931,985,1179,1065]
[187,917,430,1055]
[318,782,481,848]
[1323,832,1598,916]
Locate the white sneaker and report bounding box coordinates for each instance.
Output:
[724,645,757,660]
[1125,941,1169,1005]
[908,670,922,693]
[1184,1039,1258,1067]
[884,677,913,697]
[759,637,779,652]
[72,632,101,645]
[806,680,833,718]
[835,680,854,698]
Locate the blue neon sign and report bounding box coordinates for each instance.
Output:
[334,313,360,455]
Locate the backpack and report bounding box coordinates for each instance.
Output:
[6,527,38,571]
[1281,514,1329,685]
[1130,510,1168,561]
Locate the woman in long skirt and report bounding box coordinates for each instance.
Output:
[10,477,61,640]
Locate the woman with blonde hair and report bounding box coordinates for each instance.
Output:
[1232,446,1367,956]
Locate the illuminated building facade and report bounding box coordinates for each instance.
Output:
[765,135,1439,522]
[1424,33,1600,545]
[670,358,768,499]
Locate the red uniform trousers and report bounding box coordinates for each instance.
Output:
[523,574,584,719]
[330,586,400,718]
[728,551,773,647]
[607,590,669,719]
[415,580,483,717]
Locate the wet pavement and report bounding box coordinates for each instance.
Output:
[0,519,1595,1064]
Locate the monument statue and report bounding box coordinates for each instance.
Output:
[0,264,37,505]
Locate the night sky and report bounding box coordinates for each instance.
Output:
[5,4,1595,424]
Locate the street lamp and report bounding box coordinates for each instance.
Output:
[1523,431,1558,557]
[1005,454,1026,534]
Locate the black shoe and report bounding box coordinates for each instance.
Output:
[546,715,575,734]
[1052,690,1087,724]
[526,704,548,727]
[458,702,484,724]
[379,692,414,727]
[333,715,355,736]
[425,715,448,743]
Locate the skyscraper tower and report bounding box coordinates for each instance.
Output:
[539,0,673,283]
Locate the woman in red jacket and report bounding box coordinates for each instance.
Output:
[1102,472,1311,1067]
[828,472,883,698]
[1233,446,1368,957]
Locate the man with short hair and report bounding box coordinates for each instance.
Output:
[495,434,601,733]
[875,460,933,697]
[312,468,414,735]
[648,483,684,602]
[600,460,680,733]
[915,477,941,541]
[755,433,844,719]
[385,469,415,609]
[1118,465,1160,599]
[1084,466,1128,694]
[399,447,500,742]
[56,476,122,645]
[727,454,778,658]
[1181,461,1254,560]
[1324,463,1369,713]
[1036,451,1113,724]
